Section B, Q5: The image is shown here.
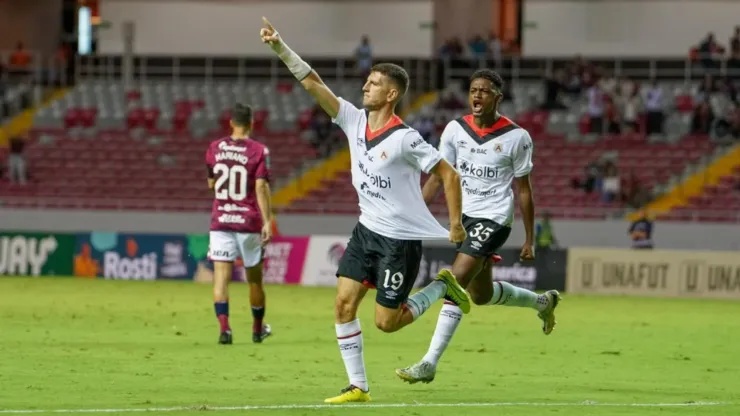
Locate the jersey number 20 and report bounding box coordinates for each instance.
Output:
[213,163,248,201]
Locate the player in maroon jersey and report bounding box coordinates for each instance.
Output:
[205,103,274,344]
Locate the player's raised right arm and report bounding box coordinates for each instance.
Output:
[260,17,340,118]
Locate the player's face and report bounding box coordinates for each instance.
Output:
[469,78,502,117]
[362,71,398,110]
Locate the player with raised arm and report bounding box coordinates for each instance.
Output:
[396,69,562,384]
[260,18,471,403]
[206,103,273,345]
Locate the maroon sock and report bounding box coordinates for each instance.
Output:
[218,314,230,333]
[215,302,230,332]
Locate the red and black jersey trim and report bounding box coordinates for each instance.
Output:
[455,114,520,146]
[363,110,408,151]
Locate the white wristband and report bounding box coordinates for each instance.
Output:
[277,44,312,81]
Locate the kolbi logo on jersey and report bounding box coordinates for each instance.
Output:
[218,214,246,224]
[358,162,392,189]
[458,159,498,179]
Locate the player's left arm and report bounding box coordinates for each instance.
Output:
[402,132,464,240]
[255,147,274,244]
[205,146,216,191]
[513,132,535,250]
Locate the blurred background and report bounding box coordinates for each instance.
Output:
[0,0,738,289]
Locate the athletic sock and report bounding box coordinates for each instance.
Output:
[488,281,548,311]
[214,301,230,332]
[422,301,463,367]
[251,306,265,333]
[405,280,446,320]
[335,319,368,392]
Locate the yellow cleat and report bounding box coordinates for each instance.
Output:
[435,269,471,314]
[324,385,371,404]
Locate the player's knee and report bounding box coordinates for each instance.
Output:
[334,294,358,323]
[469,289,491,306]
[374,315,400,333]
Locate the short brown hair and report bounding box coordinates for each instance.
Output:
[231,103,253,127]
[371,63,409,101]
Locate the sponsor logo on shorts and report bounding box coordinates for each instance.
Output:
[218,214,246,224]
[210,249,232,259]
[471,241,482,250]
[219,204,250,212]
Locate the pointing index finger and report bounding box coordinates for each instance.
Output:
[262,16,275,31]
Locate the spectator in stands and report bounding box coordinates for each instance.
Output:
[412,112,436,146]
[467,35,488,60]
[355,36,373,78]
[598,69,617,96]
[708,79,737,139]
[535,212,558,250]
[644,79,664,135]
[605,99,622,134]
[622,169,647,208]
[571,160,601,194]
[601,161,620,202]
[437,88,465,111]
[730,26,740,56]
[698,32,724,72]
[620,87,642,133]
[488,33,503,67]
[629,209,654,250]
[308,104,337,157]
[439,38,464,59]
[691,101,715,135]
[541,70,568,110]
[7,136,28,185]
[695,74,717,102]
[587,84,605,133]
[9,42,32,70]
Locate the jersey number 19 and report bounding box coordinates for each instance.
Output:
[213,163,248,201]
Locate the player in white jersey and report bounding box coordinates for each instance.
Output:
[260,17,472,403]
[396,69,562,384]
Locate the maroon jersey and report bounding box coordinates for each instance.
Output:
[206,137,271,233]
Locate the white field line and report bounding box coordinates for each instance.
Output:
[0,401,729,414]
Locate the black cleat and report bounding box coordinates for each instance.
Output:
[252,324,272,343]
[219,331,233,345]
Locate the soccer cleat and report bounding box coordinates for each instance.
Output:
[395,361,436,384]
[218,331,233,345]
[324,385,371,404]
[538,290,561,335]
[435,269,471,314]
[253,323,272,343]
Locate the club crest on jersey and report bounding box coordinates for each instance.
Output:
[494,144,503,153]
[380,151,388,160]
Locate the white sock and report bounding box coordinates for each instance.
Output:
[335,319,368,391]
[488,281,548,311]
[405,280,446,320]
[422,301,463,367]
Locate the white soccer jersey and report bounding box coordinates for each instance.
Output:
[333,98,449,240]
[438,115,533,226]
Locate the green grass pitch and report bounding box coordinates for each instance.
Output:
[1,276,739,416]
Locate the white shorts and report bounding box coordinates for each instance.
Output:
[208,231,263,267]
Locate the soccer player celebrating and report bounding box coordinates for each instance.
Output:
[396,70,562,384]
[205,103,273,345]
[260,18,471,403]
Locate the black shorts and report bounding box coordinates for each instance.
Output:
[336,222,422,309]
[457,214,511,258]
